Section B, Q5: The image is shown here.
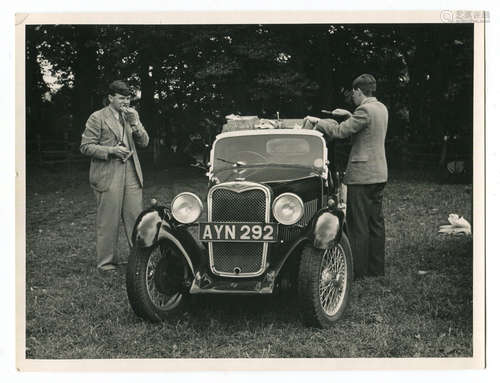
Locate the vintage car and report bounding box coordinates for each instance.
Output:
[126,121,353,328]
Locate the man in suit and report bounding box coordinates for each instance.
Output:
[304,74,388,278]
[80,80,150,272]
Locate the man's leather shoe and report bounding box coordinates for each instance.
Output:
[98,264,118,272]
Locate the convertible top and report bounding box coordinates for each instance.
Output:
[222,115,305,133]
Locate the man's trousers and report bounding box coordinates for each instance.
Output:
[346,183,386,278]
[94,158,143,270]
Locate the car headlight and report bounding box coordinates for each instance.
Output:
[171,192,203,224]
[272,193,304,225]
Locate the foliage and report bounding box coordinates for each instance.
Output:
[26,24,474,159]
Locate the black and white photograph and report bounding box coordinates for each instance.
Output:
[14,9,485,372]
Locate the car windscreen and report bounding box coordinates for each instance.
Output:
[212,134,325,172]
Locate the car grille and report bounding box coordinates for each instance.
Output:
[211,189,267,222]
[208,183,270,277]
[302,199,319,226]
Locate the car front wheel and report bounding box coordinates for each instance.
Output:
[297,232,353,328]
[126,240,189,322]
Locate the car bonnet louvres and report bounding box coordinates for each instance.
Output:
[279,198,318,242]
[207,182,271,277]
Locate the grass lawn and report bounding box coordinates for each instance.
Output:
[25,165,473,359]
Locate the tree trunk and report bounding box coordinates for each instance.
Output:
[26,27,46,140]
[428,26,448,140]
[138,57,157,164]
[318,28,335,111]
[72,26,98,139]
[406,27,429,143]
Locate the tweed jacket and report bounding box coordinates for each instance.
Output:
[317,97,388,185]
[80,106,149,192]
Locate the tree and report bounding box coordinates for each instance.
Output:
[26,23,474,168]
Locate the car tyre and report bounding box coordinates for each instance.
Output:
[297,232,353,328]
[126,241,189,322]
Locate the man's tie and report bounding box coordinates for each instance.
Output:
[119,113,127,145]
[119,113,126,129]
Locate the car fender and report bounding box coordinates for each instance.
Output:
[274,206,345,275]
[308,206,345,250]
[132,206,199,276]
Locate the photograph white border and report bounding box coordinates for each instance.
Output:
[14,10,486,373]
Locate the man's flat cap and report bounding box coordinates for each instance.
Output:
[108,80,131,96]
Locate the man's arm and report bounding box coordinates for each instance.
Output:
[316,106,370,140]
[80,113,113,160]
[131,121,149,148]
[125,108,149,148]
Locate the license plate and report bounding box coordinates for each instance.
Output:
[199,222,278,242]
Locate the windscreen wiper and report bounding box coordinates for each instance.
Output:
[216,157,246,167]
[230,162,324,174]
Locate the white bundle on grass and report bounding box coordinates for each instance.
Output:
[439,214,471,236]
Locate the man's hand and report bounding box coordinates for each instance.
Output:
[304,115,320,125]
[110,145,131,160]
[124,107,140,128]
[331,108,352,118]
[303,116,328,134]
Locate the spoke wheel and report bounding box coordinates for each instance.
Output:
[297,232,353,328]
[145,246,186,311]
[126,241,190,322]
[319,245,348,316]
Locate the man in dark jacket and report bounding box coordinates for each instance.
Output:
[304,74,388,278]
[80,80,149,272]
